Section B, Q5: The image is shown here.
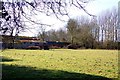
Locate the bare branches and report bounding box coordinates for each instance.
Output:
[0,0,93,36]
[72,0,95,16]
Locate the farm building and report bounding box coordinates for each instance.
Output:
[14,40,43,49]
[0,35,70,49]
[0,35,41,49]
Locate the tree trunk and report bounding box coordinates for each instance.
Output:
[101,29,104,43]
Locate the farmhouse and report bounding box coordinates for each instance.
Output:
[0,35,70,49]
[14,38,43,49]
[0,35,41,49]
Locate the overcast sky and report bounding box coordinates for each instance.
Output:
[19,0,120,37]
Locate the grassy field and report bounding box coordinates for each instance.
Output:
[0,49,118,79]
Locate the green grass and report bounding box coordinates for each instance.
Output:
[0,49,118,79]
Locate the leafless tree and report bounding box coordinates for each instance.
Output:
[46,29,59,41]
[37,25,48,41]
[98,8,118,42]
[66,19,78,44]
[66,17,96,48]
[0,0,94,36]
[57,28,68,42]
[90,17,99,42]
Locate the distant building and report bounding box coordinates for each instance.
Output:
[1,35,41,49]
[0,35,70,49]
[15,40,43,49]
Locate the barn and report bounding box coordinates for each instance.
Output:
[0,35,70,49]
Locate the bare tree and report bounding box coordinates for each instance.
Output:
[0,0,94,36]
[37,25,48,42]
[97,8,118,49]
[1,1,25,36]
[90,17,99,42]
[98,8,118,42]
[66,19,78,44]
[47,29,59,41]
[56,28,68,42]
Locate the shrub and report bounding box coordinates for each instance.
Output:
[67,44,80,49]
[43,43,49,50]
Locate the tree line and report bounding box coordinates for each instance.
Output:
[37,8,119,49]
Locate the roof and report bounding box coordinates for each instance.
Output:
[19,40,40,43]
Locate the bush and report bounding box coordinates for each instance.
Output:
[102,41,118,50]
[67,44,80,49]
[43,43,49,50]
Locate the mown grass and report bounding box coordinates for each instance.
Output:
[0,49,118,79]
